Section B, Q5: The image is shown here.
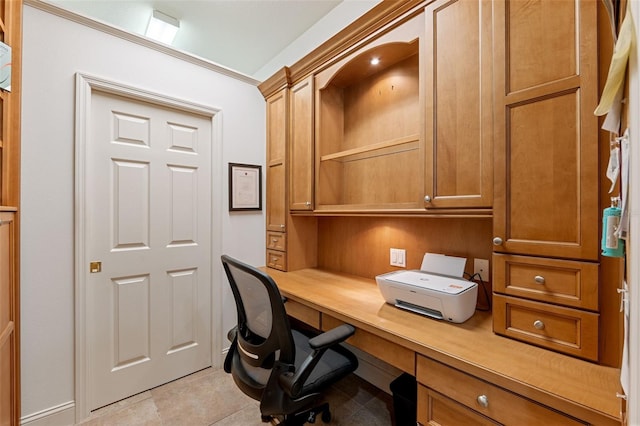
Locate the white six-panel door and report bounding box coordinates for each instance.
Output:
[85,89,213,410]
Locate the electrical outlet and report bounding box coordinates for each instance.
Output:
[473,258,489,280]
[390,248,406,267]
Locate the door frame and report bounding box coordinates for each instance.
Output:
[74,72,223,421]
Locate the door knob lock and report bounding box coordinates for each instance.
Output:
[90,261,102,273]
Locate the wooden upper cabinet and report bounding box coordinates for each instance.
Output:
[311,5,493,214]
[289,76,314,211]
[423,0,493,210]
[492,0,599,260]
[314,13,424,211]
[266,89,288,232]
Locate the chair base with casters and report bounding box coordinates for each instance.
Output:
[221,255,359,425]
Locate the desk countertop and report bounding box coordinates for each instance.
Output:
[264,267,622,424]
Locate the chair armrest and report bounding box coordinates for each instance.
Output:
[308,324,355,350]
[278,324,356,397]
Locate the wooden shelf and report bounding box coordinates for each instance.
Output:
[320,134,419,162]
[307,207,493,218]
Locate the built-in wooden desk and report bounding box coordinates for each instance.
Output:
[263,267,622,426]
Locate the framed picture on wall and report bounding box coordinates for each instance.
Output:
[229,163,262,211]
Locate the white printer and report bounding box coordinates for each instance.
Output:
[375,253,478,323]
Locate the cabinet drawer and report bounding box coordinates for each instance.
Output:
[493,294,598,361]
[322,314,414,374]
[418,385,498,426]
[266,249,287,271]
[266,231,286,251]
[493,254,598,310]
[416,356,585,425]
[285,299,320,329]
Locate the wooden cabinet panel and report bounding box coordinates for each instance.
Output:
[506,0,577,93]
[289,76,314,211]
[491,0,601,363]
[493,254,599,311]
[0,211,17,426]
[266,231,286,251]
[493,294,599,361]
[424,0,493,209]
[417,356,586,426]
[266,89,288,233]
[322,314,414,374]
[266,249,287,271]
[492,0,598,260]
[284,299,320,329]
[418,385,498,426]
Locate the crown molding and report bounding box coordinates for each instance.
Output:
[24,0,261,86]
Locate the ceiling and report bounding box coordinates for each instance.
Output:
[48,0,344,77]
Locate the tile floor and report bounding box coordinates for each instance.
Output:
[77,368,395,426]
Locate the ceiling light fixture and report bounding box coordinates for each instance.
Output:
[145,10,180,45]
[370,57,380,65]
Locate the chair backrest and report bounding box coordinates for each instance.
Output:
[221,255,296,396]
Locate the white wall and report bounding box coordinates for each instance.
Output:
[253,0,381,81]
[21,4,266,422]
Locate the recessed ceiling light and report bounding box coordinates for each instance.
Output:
[145,10,180,45]
[370,57,380,65]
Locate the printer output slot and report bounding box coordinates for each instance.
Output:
[395,300,444,320]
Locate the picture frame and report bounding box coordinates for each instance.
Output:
[229,163,262,211]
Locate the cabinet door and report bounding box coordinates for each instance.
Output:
[0,212,17,426]
[266,89,288,232]
[289,76,314,211]
[418,385,499,426]
[423,0,493,210]
[492,0,599,260]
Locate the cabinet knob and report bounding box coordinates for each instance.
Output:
[305,201,311,207]
[477,394,489,408]
[534,275,545,284]
[533,320,545,330]
[280,224,285,229]
[424,195,432,203]
[492,237,503,245]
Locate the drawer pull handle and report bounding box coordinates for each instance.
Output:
[534,275,545,284]
[534,320,545,330]
[477,394,489,408]
[492,237,503,245]
[271,238,278,242]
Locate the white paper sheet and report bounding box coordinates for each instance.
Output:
[420,253,466,278]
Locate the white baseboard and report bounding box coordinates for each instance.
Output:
[21,401,75,426]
